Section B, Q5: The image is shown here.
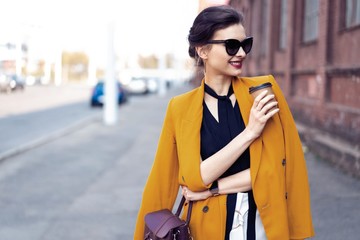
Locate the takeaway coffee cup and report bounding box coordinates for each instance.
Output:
[249,82,277,111]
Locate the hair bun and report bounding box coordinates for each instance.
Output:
[188,46,196,58]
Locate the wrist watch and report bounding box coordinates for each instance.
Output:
[209,180,219,196]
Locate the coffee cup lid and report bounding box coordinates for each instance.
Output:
[249,82,272,94]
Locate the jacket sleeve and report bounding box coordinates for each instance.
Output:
[133,98,180,240]
[269,75,315,239]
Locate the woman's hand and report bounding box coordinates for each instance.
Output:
[245,90,279,139]
[182,186,212,201]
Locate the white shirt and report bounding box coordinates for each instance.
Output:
[229,192,267,240]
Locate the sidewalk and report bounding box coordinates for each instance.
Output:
[297,121,360,179]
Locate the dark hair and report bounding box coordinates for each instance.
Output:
[188,5,244,66]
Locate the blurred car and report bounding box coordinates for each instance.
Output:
[147,77,159,93]
[124,77,149,95]
[0,74,25,93]
[90,81,128,107]
[8,74,25,91]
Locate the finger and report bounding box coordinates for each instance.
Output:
[183,192,188,200]
[254,90,268,102]
[262,94,275,103]
[263,108,280,120]
[260,101,278,114]
[253,90,268,109]
[257,94,276,111]
[182,187,187,196]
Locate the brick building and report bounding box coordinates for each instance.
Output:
[227,0,360,177]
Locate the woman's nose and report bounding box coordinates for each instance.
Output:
[236,47,246,57]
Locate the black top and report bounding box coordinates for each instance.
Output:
[200,83,257,240]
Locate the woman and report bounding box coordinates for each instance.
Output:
[134,5,314,240]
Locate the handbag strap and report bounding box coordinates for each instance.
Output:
[175,196,193,224]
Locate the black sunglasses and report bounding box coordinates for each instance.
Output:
[206,37,253,56]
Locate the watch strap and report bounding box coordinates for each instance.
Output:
[209,180,219,196]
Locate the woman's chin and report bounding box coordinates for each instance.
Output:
[231,69,243,77]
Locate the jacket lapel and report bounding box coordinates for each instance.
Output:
[233,78,263,185]
[178,81,206,191]
[184,81,204,123]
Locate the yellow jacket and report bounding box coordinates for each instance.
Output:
[134,75,315,240]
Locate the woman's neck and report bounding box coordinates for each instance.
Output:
[204,75,234,96]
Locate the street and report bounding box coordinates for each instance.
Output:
[0,84,359,240]
[0,85,98,160]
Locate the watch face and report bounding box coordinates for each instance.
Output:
[210,180,219,196]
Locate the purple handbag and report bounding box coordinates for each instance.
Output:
[144,197,193,240]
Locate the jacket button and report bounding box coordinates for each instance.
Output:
[202,206,209,213]
[282,159,286,166]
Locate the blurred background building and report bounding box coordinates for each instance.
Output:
[0,0,198,88]
[227,0,360,177]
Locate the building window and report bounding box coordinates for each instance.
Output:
[303,0,319,43]
[346,0,360,28]
[279,0,287,49]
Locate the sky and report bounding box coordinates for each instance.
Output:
[0,0,199,66]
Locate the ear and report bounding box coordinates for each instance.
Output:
[195,46,209,60]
